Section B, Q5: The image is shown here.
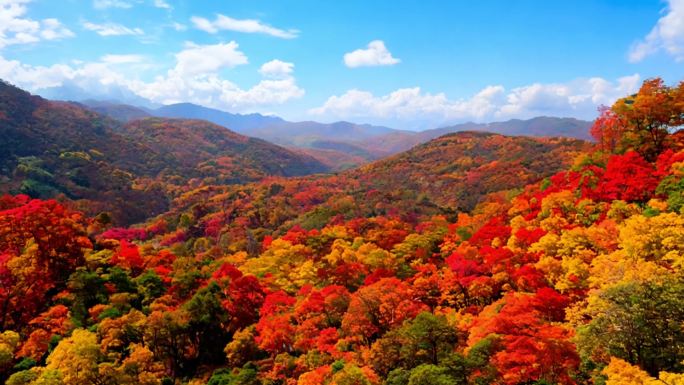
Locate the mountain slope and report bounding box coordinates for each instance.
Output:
[360,116,593,155]
[350,131,590,211]
[158,131,590,245]
[152,103,400,161]
[0,81,327,224]
[149,103,404,167]
[121,118,328,179]
[291,147,370,171]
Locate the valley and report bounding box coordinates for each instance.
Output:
[1,77,683,385]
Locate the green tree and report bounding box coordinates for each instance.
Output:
[407,365,454,385]
[369,312,457,376]
[67,268,108,327]
[576,278,684,376]
[330,364,373,385]
[183,282,230,365]
[402,312,457,366]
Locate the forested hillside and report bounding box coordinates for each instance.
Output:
[135,130,585,257]
[0,78,683,385]
[0,81,327,224]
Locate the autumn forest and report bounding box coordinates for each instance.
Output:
[1,75,684,385]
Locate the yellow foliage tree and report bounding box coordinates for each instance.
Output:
[42,329,101,385]
[240,239,317,292]
[603,358,684,385]
[0,330,20,370]
[619,212,684,268]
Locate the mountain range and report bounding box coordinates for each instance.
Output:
[81,100,593,170]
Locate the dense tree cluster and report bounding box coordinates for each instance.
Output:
[0,78,683,385]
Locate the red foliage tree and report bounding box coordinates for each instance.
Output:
[0,196,90,329]
[110,240,145,272]
[255,291,296,356]
[341,277,426,344]
[212,263,266,331]
[469,292,578,385]
[593,152,660,202]
[591,106,626,153]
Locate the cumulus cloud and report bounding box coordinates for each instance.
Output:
[171,41,248,77]
[0,0,74,49]
[0,54,136,92]
[309,86,503,121]
[132,46,303,108]
[497,76,641,117]
[83,21,144,36]
[343,40,400,68]
[191,14,298,39]
[259,59,294,79]
[629,0,684,62]
[131,75,304,109]
[310,75,641,127]
[0,41,304,112]
[92,0,132,9]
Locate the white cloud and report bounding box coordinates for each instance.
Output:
[310,75,641,127]
[130,75,304,109]
[629,0,684,62]
[0,54,136,92]
[152,0,171,9]
[497,75,641,117]
[82,21,141,37]
[100,54,144,64]
[191,14,298,39]
[92,0,132,9]
[131,45,302,108]
[309,87,502,121]
[343,40,400,68]
[259,59,294,79]
[83,21,144,36]
[0,0,74,49]
[0,41,304,112]
[172,41,248,77]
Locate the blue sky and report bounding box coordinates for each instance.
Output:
[0,0,682,130]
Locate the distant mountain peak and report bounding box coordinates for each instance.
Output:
[72,93,593,171]
[154,102,286,132]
